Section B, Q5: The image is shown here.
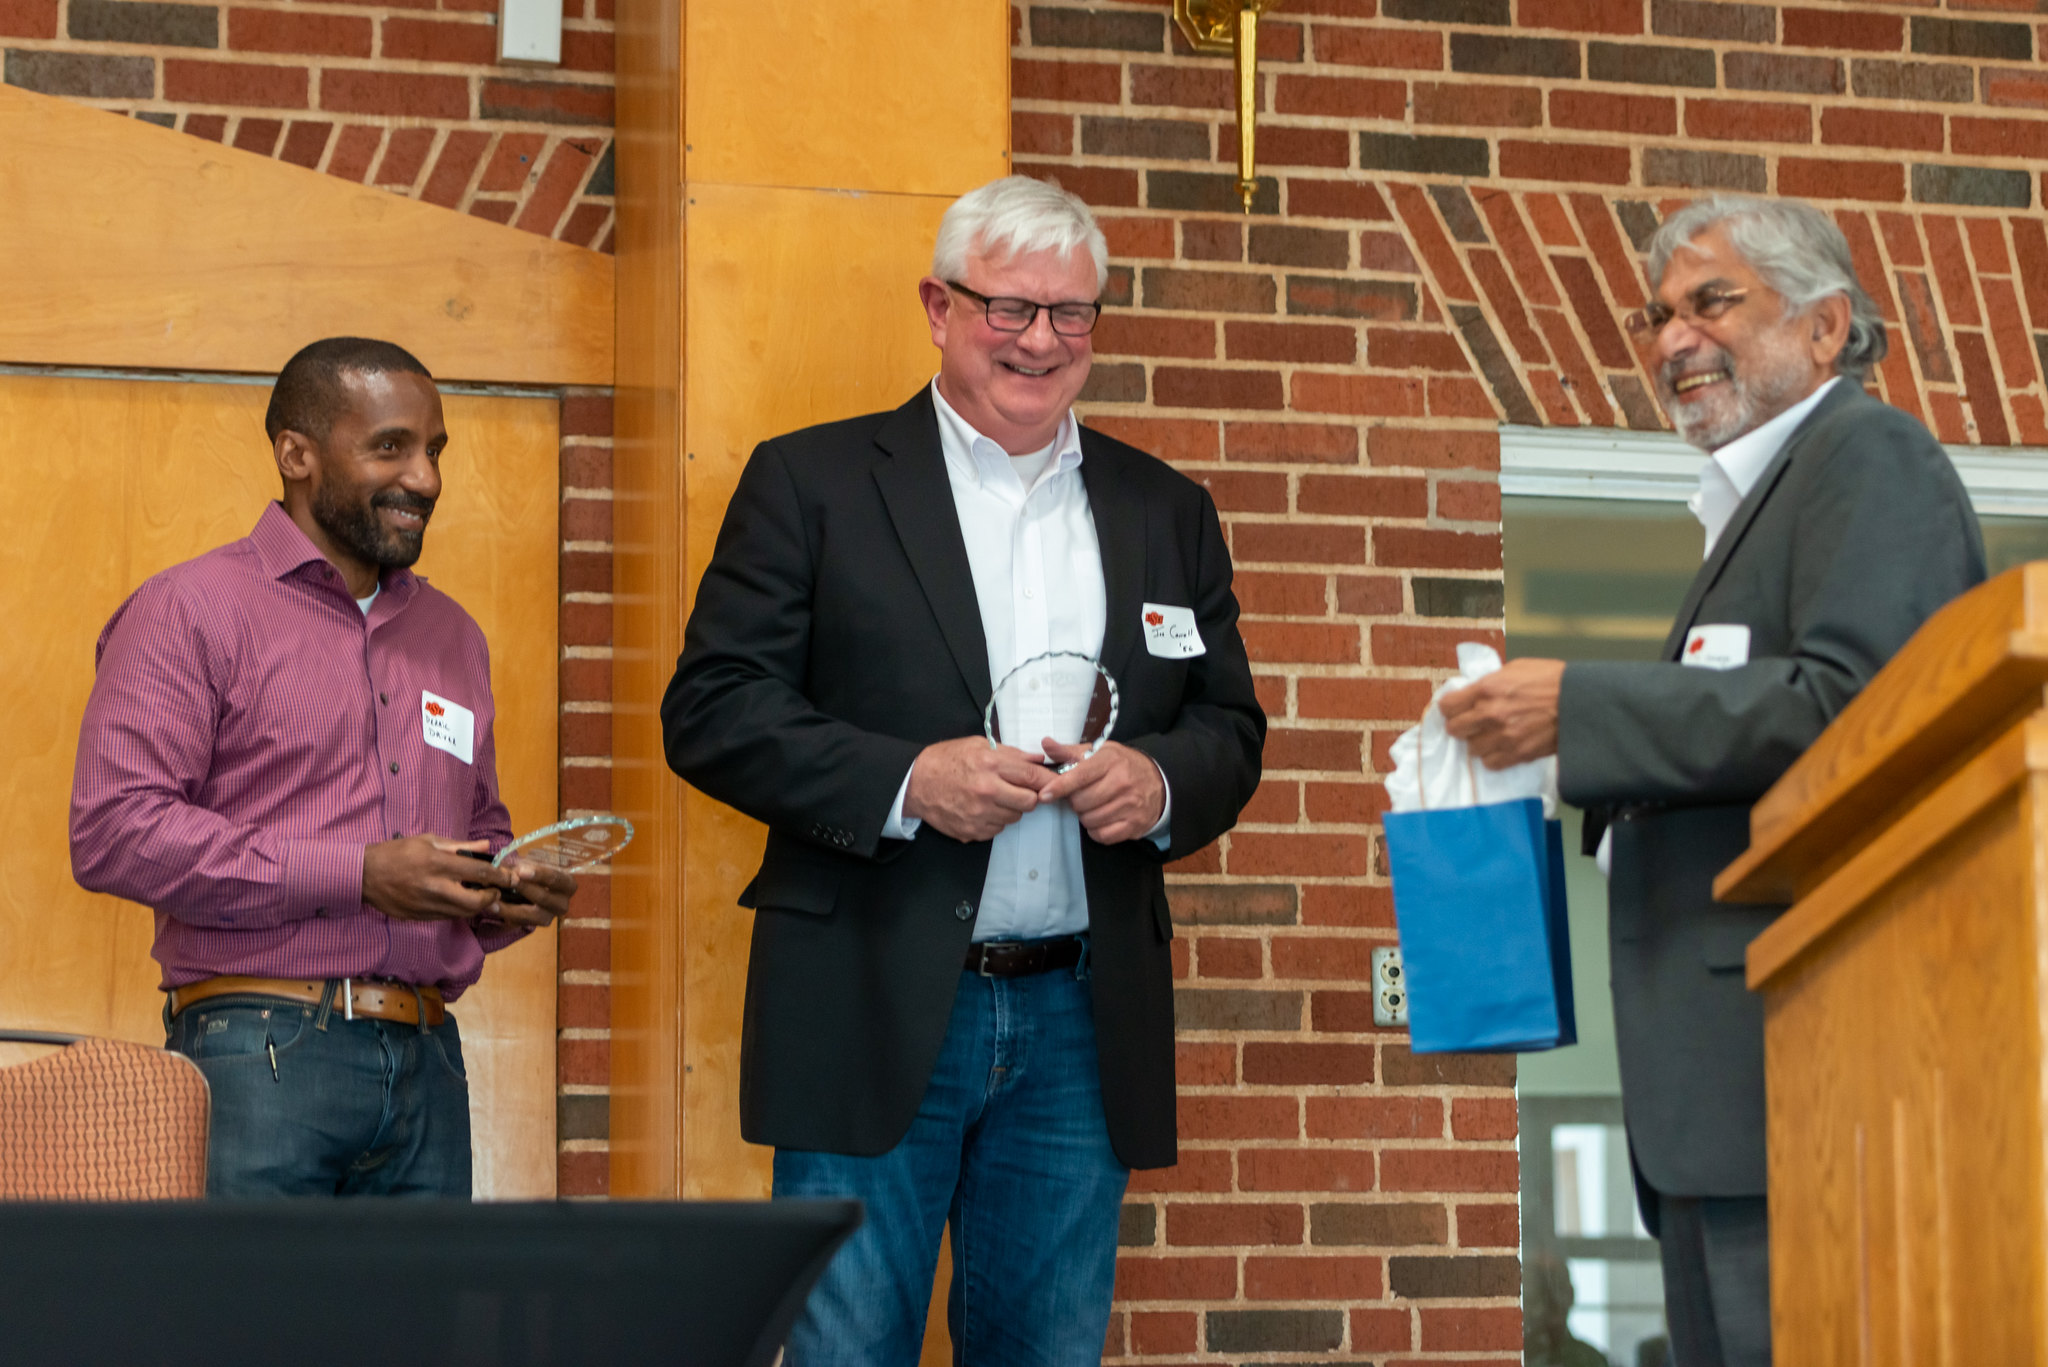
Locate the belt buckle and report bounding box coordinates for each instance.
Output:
[975,944,997,978]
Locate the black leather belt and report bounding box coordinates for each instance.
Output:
[965,936,1086,978]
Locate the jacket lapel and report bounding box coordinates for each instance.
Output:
[1659,381,1866,660]
[1080,430,1149,690]
[871,390,994,708]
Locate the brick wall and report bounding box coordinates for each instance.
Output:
[1,0,614,245]
[1019,0,2048,1360]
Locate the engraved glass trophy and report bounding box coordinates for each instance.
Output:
[984,651,1119,773]
[494,813,637,873]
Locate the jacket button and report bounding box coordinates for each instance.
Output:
[954,901,972,921]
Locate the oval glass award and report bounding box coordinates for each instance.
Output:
[492,813,636,874]
[984,651,1119,773]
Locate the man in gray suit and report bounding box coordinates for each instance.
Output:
[1441,196,1985,1365]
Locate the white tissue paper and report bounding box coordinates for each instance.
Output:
[1386,643,1559,818]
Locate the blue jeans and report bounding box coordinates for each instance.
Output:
[774,959,1130,1367]
[165,990,472,1197]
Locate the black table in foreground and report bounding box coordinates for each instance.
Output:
[0,1197,861,1366]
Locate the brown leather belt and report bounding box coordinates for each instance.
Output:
[166,975,446,1027]
[965,936,1086,978]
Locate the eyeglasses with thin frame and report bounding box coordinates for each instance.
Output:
[1623,286,1750,340]
[946,281,1103,337]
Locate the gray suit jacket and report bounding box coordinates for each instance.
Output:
[1558,381,1985,1198]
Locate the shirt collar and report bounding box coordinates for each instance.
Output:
[247,500,418,605]
[1706,375,1841,500]
[929,378,1083,495]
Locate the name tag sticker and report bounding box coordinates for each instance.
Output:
[1142,602,1205,659]
[421,690,475,764]
[1682,624,1751,671]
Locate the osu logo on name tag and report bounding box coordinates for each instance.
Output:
[421,690,475,764]
[1142,602,1205,659]
[1682,624,1751,671]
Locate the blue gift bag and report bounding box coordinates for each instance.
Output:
[1383,796,1576,1054]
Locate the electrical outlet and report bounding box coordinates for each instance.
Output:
[1371,946,1407,1027]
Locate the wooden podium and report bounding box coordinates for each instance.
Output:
[1718,563,2048,1362]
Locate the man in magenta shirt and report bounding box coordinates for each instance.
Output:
[70,336,574,1197]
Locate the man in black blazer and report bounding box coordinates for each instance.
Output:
[663,176,1263,1366]
[1442,196,1984,1366]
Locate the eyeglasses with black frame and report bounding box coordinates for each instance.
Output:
[1623,286,1750,341]
[945,281,1103,337]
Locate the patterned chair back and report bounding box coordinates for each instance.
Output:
[0,1032,209,1199]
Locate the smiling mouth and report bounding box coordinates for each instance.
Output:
[1003,362,1055,377]
[1671,369,1730,395]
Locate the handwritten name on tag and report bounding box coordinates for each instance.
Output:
[1142,603,1205,659]
[421,690,475,764]
[1681,624,1751,671]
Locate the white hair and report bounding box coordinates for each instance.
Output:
[1648,195,1888,381]
[932,176,1109,292]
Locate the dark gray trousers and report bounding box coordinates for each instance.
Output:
[1655,1192,1771,1367]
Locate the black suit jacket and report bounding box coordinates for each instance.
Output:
[1559,381,1985,1198]
[661,389,1265,1169]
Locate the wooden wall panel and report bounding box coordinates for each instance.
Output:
[0,82,612,387]
[0,375,560,1199]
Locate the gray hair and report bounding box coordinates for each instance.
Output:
[932,176,1109,292]
[1647,195,1887,380]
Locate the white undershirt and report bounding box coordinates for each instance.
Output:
[881,379,1167,941]
[356,585,380,615]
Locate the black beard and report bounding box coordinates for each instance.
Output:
[311,482,433,571]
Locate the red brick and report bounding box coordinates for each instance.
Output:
[227,7,370,55]
[1451,1098,1519,1141]
[1333,573,1403,615]
[480,132,547,191]
[1968,217,2013,275]
[1269,935,1372,981]
[373,126,434,188]
[1155,366,1286,411]
[1415,80,1541,128]
[1088,414,1219,463]
[1241,621,1362,664]
[278,120,332,168]
[1165,1202,1305,1246]
[422,128,490,207]
[1374,527,1501,570]
[1366,328,1469,372]
[1420,1307,1523,1352]
[164,59,309,108]
[1276,73,1405,120]
[0,0,56,39]
[1368,426,1497,470]
[1225,421,1358,464]
[1227,321,1358,364]
[1100,215,1175,260]
[559,765,610,809]
[1387,182,1478,302]
[1230,832,1373,877]
[562,657,612,704]
[562,497,612,541]
[1130,62,1234,110]
[1014,56,1121,104]
[1436,479,1500,522]
[1292,373,1426,418]
[1246,1254,1384,1301]
[1216,121,1349,169]
[1016,161,1139,207]
[558,981,609,1029]
[1188,469,1287,513]
[1686,97,1812,144]
[1129,1311,1197,1354]
[1128,1149,1235,1194]
[562,393,614,437]
[481,77,612,125]
[557,1036,610,1086]
[1168,844,1223,875]
[325,124,380,182]
[1262,726,1362,772]
[1778,157,1905,203]
[1177,1094,1300,1141]
[1012,110,1071,156]
[1245,1042,1375,1085]
[563,874,609,920]
[321,69,469,119]
[1456,1201,1520,1249]
[561,600,612,647]
[1235,571,1328,616]
[1926,217,1983,326]
[1309,1096,1445,1141]
[558,27,612,71]
[1302,885,1395,930]
[1096,314,1215,358]
[1114,1255,1238,1302]
[1360,230,1420,274]
[1253,675,1287,720]
[1954,115,2048,161]
[1196,936,1263,980]
[1297,678,1432,720]
[382,15,494,63]
[1315,24,1442,70]
[1372,624,1506,668]
[1288,177,1394,221]
[1233,524,1365,566]
[1549,89,1677,136]
[1304,782,1389,824]
[233,118,283,155]
[1783,6,1903,51]
[1298,473,1428,518]
[1380,1149,1518,1194]
[1523,0,1640,31]
[558,1149,607,1197]
[1500,139,1632,186]
[1352,1306,1415,1353]
[561,710,611,756]
[1822,106,1945,152]
[1239,1146,1375,1193]
[1985,66,2048,110]
[517,138,603,234]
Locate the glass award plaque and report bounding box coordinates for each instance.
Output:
[493,813,636,874]
[984,651,1119,773]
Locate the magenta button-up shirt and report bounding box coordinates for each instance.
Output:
[70,503,520,998]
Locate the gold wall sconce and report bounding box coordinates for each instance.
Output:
[1173,0,1282,213]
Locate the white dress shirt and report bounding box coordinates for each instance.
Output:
[1596,376,1841,876]
[882,379,1165,941]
